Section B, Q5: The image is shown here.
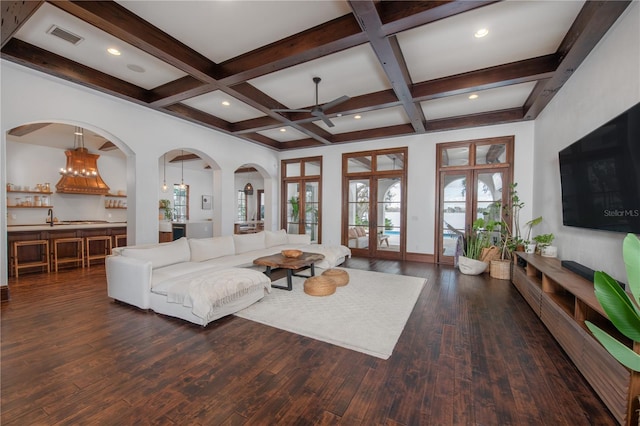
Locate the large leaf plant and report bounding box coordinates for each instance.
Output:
[586,233,640,371]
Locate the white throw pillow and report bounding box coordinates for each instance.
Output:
[121,237,190,269]
[287,233,311,245]
[233,232,266,254]
[189,236,235,262]
[265,229,288,247]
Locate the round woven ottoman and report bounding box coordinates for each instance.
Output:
[304,275,336,296]
[321,268,349,287]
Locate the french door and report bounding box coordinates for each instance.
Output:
[436,137,514,264]
[281,157,322,243]
[343,148,407,259]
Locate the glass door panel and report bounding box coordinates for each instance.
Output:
[347,156,372,173]
[441,173,469,259]
[347,179,370,250]
[305,182,319,243]
[286,182,300,234]
[476,171,506,244]
[377,178,401,252]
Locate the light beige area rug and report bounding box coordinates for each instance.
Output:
[235,268,426,359]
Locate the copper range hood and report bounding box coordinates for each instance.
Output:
[56,147,110,195]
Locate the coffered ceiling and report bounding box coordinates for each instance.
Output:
[1,0,631,151]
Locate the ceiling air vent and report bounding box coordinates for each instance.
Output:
[46,25,84,46]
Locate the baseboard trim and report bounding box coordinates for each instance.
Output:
[405,252,435,263]
[1,286,10,302]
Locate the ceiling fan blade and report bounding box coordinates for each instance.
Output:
[272,108,311,113]
[316,113,335,128]
[321,95,350,111]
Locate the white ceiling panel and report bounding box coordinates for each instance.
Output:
[420,81,537,120]
[397,0,585,83]
[117,0,352,63]
[258,126,309,143]
[181,91,266,123]
[14,3,186,90]
[315,106,409,134]
[249,44,391,110]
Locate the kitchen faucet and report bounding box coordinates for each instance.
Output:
[47,208,54,227]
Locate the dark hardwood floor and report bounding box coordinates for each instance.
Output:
[2,258,616,425]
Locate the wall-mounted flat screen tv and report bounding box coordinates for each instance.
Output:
[559,102,640,234]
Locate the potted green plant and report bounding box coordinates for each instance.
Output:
[159,199,172,221]
[458,218,498,275]
[524,216,543,253]
[533,233,555,256]
[489,219,515,280]
[586,233,640,372]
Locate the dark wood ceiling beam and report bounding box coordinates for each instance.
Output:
[8,123,50,137]
[1,38,150,103]
[98,141,118,151]
[49,0,221,83]
[331,123,415,144]
[149,77,214,107]
[169,153,201,163]
[228,82,333,145]
[379,0,501,36]
[524,0,631,119]
[279,138,325,150]
[1,1,44,48]
[218,14,367,86]
[231,116,282,134]
[349,1,426,133]
[163,104,232,132]
[241,133,282,150]
[412,54,559,101]
[426,108,523,132]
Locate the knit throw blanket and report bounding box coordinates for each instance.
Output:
[166,268,270,322]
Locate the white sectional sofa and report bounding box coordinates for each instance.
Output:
[106,229,351,326]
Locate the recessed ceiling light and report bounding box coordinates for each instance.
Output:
[468,94,479,100]
[107,48,121,56]
[354,115,362,120]
[474,28,489,38]
[280,128,286,132]
[221,101,230,106]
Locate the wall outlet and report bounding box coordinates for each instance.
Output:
[107,213,112,219]
[11,214,16,220]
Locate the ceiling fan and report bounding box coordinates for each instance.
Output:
[272,77,350,127]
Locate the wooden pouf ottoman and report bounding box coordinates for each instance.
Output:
[304,276,337,296]
[321,268,349,287]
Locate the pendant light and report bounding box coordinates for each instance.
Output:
[161,153,168,193]
[179,150,186,189]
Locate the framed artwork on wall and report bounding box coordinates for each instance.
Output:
[202,195,212,210]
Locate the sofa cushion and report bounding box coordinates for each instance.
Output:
[233,232,266,254]
[121,237,190,269]
[189,236,235,262]
[265,229,288,248]
[287,233,311,245]
[348,227,358,238]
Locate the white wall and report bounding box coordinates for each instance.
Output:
[534,3,640,283]
[1,61,279,286]
[279,120,535,250]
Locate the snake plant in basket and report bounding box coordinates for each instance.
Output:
[586,233,640,372]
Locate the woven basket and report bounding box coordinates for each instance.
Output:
[480,246,500,264]
[321,269,349,286]
[490,259,511,280]
[304,276,336,296]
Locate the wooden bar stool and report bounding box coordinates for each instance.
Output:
[114,234,127,249]
[13,240,50,277]
[85,236,112,268]
[53,237,85,272]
